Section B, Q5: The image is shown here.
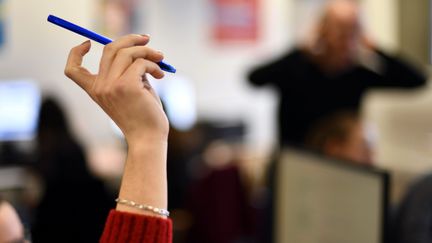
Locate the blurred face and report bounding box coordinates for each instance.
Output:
[321,15,360,54]
[317,0,362,65]
[0,202,27,243]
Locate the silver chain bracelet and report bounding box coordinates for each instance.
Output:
[115,198,170,217]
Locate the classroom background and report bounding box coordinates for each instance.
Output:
[0,0,431,242]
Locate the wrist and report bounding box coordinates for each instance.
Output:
[126,137,168,160]
[125,129,169,148]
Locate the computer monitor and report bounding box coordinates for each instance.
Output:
[274,147,389,243]
[0,80,41,141]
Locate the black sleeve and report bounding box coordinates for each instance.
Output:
[247,50,297,87]
[376,50,428,88]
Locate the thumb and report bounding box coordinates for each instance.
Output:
[65,40,96,91]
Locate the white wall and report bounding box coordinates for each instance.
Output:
[362,0,399,51]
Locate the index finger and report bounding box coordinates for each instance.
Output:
[65,40,96,91]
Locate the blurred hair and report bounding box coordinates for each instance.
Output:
[37,97,70,136]
[34,97,88,181]
[303,0,367,51]
[305,110,360,151]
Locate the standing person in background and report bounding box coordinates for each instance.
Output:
[248,0,426,147]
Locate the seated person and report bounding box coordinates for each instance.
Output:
[31,98,114,243]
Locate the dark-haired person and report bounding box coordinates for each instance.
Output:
[305,110,373,166]
[31,98,114,243]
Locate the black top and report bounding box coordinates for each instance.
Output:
[248,48,427,146]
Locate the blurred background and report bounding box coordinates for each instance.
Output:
[0,0,431,242]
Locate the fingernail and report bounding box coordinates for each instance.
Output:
[81,40,90,45]
[141,34,151,38]
[157,50,164,55]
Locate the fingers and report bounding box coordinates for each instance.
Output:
[120,58,164,90]
[65,40,96,91]
[142,76,164,106]
[99,34,150,78]
[66,34,165,106]
[107,46,164,79]
[134,58,164,80]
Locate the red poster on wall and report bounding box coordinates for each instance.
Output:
[212,0,259,43]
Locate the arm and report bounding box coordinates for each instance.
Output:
[375,50,427,88]
[247,51,294,87]
[248,63,275,86]
[65,35,171,243]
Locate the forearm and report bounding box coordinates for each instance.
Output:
[375,50,427,87]
[116,138,168,217]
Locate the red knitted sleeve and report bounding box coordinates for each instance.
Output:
[100,210,172,243]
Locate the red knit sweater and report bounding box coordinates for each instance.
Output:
[100,210,172,243]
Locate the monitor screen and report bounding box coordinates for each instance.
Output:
[0,80,41,141]
[274,147,388,243]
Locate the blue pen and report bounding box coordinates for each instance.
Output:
[47,14,176,73]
